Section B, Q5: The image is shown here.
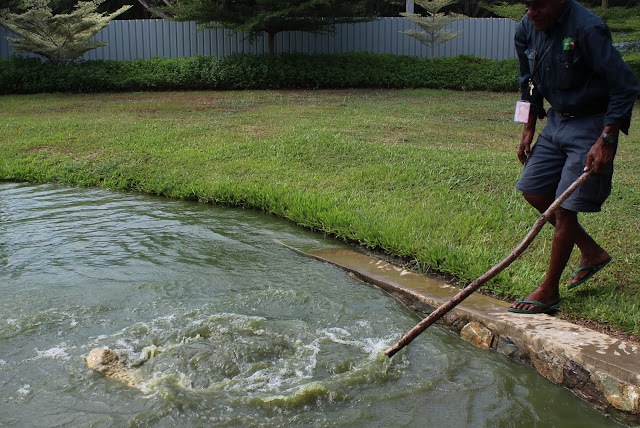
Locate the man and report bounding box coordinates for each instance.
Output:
[509,0,638,314]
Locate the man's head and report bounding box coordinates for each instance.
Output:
[523,0,565,32]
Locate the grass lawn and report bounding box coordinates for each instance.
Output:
[0,89,638,339]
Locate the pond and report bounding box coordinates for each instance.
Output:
[0,183,623,427]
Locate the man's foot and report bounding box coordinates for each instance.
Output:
[569,255,612,289]
[509,286,560,313]
[508,298,562,314]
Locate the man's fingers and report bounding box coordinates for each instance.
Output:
[517,148,527,164]
[584,152,596,172]
[518,141,531,165]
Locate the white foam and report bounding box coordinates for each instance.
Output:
[239,337,321,395]
[114,338,136,352]
[33,347,70,360]
[17,384,31,396]
[158,314,177,322]
[321,327,392,358]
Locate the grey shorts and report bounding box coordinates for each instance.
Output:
[515,108,614,213]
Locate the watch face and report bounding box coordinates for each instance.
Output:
[601,132,617,145]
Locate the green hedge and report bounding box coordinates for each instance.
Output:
[3,52,637,95]
[0,53,520,94]
[625,56,640,81]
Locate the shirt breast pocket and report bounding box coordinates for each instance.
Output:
[555,51,584,89]
[525,48,535,73]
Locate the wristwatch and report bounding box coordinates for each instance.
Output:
[599,132,618,146]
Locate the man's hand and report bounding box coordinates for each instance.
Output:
[585,139,615,173]
[517,112,537,164]
[585,124,620,173]
[517,135,533,164]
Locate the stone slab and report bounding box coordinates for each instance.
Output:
[298,247,640,419]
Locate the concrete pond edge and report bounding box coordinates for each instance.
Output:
[285,245,640,424]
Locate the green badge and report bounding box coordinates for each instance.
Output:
[563,37,575,51]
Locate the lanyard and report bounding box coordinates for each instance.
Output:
[528,37,555,96]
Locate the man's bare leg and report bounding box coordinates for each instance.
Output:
[520,193,610,285]
[509,194,609,312]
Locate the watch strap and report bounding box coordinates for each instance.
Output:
[600,132,618,146]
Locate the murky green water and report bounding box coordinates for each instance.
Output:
[0,183,624,427]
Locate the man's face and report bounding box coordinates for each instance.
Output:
[524,0,565,31]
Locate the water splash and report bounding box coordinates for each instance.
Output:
[0,183,620,428]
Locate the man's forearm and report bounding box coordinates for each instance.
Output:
[603,123,622,135]
[524,110,538,135]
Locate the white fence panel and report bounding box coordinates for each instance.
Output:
[0,17,518,61]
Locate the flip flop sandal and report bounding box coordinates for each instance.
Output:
[568,257,612,290]
[508,298,562,314]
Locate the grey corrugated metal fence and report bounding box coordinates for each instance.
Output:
[0,17,517,61]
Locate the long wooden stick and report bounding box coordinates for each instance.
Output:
[384,169,593,358]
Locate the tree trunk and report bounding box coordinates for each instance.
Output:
[406,1,414,14]
[136,0,174,19]
[601,0,609,8]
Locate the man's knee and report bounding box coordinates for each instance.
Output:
[554,207,578,227]
[522,193,554,212]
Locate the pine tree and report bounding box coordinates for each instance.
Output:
[481,1,526,21]
[168,0,375,55]
[401,0,463,61]
[0,0,131,65]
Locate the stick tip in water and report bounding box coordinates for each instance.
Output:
[384,345,400,358]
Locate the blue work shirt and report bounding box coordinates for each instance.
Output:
[515,0,638,133]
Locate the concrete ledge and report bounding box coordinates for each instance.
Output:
[303,247,640,421]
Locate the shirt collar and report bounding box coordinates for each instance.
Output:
[545,0,571,36]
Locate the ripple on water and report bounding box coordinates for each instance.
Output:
[0,183,623,428]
